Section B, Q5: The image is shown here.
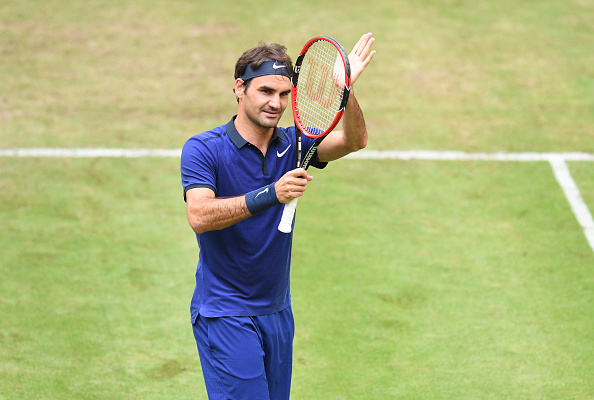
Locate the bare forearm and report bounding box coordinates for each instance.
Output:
[186,168,313,234]
[187,196,251,234]
[341,91,368,151]
[316,92,367,162]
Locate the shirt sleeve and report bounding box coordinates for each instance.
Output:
[180,136,218,201]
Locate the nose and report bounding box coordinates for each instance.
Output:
[269,94,281,110]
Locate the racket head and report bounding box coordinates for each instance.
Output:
[291,37,351,139]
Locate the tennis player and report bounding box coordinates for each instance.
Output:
[181,33,375,400]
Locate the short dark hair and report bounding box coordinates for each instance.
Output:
[234,42,293,83]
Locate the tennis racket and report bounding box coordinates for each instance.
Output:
[278,36,351,233]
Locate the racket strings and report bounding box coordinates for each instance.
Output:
[296,41,346,134]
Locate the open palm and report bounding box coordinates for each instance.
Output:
[348,33,376,86]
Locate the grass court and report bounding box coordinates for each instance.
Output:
[1,0,593,398]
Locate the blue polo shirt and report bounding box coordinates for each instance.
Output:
[181,116,326,322]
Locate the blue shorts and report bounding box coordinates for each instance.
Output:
[192,307,295,400]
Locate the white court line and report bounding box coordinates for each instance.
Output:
[3,148,594,161]
[2,148,594,254]
[549,157,594,252]
[0,148,181,158]
[345,150,594,162]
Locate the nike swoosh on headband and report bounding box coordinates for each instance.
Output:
[240,60,291,81]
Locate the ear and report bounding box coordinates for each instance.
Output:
[234,78,245,99]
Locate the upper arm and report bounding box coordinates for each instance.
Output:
[185,187,215,230]
[186,187,215,210]
[181,136,217,199]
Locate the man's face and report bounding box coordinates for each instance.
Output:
[238,75,292,130]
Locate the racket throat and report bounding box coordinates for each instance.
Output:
[300,141,321,169]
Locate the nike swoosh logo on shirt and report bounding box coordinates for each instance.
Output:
[255,187,269,198]
[277,144,291,158]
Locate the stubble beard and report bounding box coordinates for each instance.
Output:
[247,106,284,130]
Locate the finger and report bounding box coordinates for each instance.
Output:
[294,167,308,178]
[355,36,375,63]
[362,49,377,68]
[288,183,307,196]
[287,168,304,178]
[350,33,366,56]
[352,33,373,56]
[294,175,312,186]
[361,37,375,60]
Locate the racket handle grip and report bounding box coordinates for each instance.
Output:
[278,198,299,233]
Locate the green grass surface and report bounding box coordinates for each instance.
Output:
[1,0,593,151]
[1,158,593,399]
[293,160,594,398]
[1,0,594,398]
[0,158,203,399]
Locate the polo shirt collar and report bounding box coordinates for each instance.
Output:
[225,116,287,149]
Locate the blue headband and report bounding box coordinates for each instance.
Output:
[239,60,291,81]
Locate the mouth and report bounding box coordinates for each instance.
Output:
[262,109,280,119]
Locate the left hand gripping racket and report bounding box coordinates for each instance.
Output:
[278,36,351,233]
